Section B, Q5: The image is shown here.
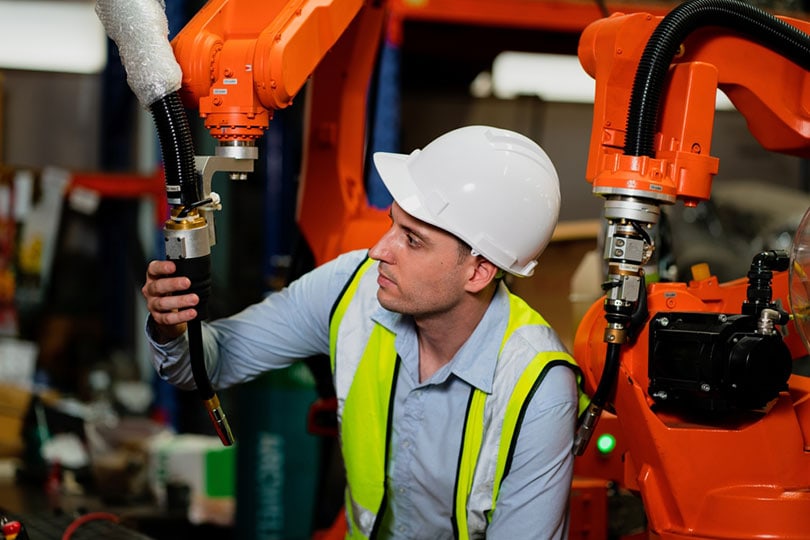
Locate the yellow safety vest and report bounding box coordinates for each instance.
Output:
[329,257,587,539]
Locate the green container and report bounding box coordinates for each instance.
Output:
[234,363,320,539]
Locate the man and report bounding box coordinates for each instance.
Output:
[143,125,587,539]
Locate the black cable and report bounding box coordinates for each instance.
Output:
[187,319,214,400]
[589,342,622,411]
[626,0,810,158]
[177,197,214,218]
[149,92,201,206]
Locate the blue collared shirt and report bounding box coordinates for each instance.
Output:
[148,249,577,539]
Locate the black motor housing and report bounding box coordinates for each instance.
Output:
[648,312,792,413]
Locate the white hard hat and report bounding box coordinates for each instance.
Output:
[373,125,560,277]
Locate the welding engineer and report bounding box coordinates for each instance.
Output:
[141,125,588,540]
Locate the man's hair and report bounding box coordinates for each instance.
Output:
[457,238,473,263]
[457,238,505,280]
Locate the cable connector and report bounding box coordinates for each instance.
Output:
[573,402,603,456]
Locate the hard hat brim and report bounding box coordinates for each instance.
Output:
[373,151,438,227]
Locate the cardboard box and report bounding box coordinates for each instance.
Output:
[0,382,31,457]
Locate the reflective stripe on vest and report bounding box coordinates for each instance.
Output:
[330,257,388,539]
[455,293,589,539]
[329,256,586,539]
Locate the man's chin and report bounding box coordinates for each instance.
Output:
[376,291,399,312]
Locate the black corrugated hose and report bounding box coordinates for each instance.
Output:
[626,0,810,158]
[149,92,203,206]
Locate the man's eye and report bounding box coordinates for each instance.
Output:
[406,234,420,247]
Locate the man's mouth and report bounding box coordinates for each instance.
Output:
[377,270,395,288]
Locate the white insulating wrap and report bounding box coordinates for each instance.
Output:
[95,0,182,107]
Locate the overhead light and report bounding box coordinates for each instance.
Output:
[0,1,107,74]
[490,51,733,110]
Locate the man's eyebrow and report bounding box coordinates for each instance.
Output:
[402,223,429,243]
[391,208,432,244]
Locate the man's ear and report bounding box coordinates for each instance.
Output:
[466,257,499,293]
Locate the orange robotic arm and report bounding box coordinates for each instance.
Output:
[579,7,810,208]
[573,0,810,410]
[173,0,366,142]
[573,1,810,539]
[171,0,390,265]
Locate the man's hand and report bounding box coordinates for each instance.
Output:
[142,260,198,343]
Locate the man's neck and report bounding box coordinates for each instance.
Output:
[415,285,497,382]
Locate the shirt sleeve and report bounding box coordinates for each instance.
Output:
[485,364,579,540]
[146,249,370,390]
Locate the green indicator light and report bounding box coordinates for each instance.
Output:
[596,433,616,454]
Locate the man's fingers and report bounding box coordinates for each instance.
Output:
[149,276,192,296]
[153,306,197,327]
[142,259,197,338]
[146,261,190,293]
[156,291,198,310]
[147,260,176,278]
[148,292,197,325]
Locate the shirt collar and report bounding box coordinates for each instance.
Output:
[371,282,510,394]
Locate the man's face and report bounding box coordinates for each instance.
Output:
[368,203,474,318]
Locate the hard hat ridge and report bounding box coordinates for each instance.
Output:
[373,125,560,277]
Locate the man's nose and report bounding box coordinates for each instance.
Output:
[369,228,393,261]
